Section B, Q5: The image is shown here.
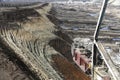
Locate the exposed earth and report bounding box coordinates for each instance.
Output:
[0,46,34,80]
[0,2,120,80]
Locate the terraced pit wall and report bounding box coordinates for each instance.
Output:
[0,3,91,80]
[0,3,63,80]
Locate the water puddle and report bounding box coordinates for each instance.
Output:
[72,26,80,30]
[100,26,110,31]
[61,26,80,31]
[87,13,97,17]
[112,38,120,41]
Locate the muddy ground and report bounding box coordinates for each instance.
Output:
[52,3,120,80]
[0,46,34,80]
[0,3,91,80]
[52,3,120,43]
[0,2,120,80]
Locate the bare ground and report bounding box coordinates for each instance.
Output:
[0,46,34,80]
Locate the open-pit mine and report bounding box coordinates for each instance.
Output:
[0,0,120,80]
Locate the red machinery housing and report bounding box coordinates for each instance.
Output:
[73,48,91,73]
[71,38,92,74]
[71,38,111,80]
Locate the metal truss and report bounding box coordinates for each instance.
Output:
[92,0,120,80]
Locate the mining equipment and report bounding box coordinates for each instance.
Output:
[71,0,120,80]
[71,38,92,74]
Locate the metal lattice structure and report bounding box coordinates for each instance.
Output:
[92,0,120,80]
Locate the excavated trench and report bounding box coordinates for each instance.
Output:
[49,36,91,80]
[49,37,72,61]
